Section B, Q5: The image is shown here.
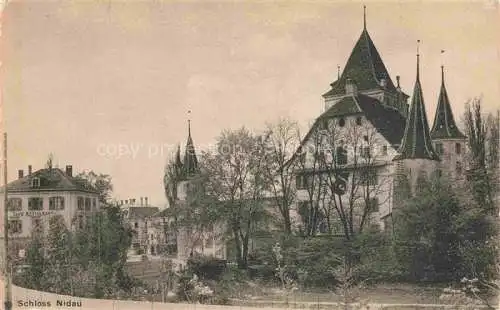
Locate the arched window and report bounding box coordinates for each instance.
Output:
[338,118,346,127]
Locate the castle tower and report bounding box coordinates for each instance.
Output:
[430,66,467,179]
[393,46,440,193]
[177,118,199,202]
[322,6,409,115]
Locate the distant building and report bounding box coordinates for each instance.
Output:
[119,197,166,256]
[0,164,100,257]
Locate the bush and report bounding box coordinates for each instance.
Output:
[187,255,227,281]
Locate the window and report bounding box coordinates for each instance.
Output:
[32,218,43,235]
[336,147,347,165]
[85,197,91,211]
[455,143,462,155]
[361,146,371,158]
[31,177,40,188]
[28,197,43,210]
[321,119,328,130]
[436,169,442,178]
[363,135,369,142]
[356,116,362,126]
[298,152,306,166]
[77,197,84,210]
[381,145,388,156]
[456,161,463,175]
[435,142,443,155]
[49,197,65,210]
[92,198,97,210]
[8,220,22,234]
[75,215,85,229]
[314,150,326,163]
[367,197,379,212]
[7,198,22,211]
[338,118,345,127]
[360,169,378,186]
[134,222,139,229]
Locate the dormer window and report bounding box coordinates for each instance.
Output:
[31,177,40,188]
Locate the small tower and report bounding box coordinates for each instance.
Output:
[393,44,440,193]
[430,65,467,179]
[177,118,199,202]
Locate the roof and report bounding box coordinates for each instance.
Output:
[2,167,99,193]
[178,120,199,181]
[127,206,160,219]
[286,93,407,168]
[318,94,407,146]
[323,27,399,98]
[430,67,466,140]
[394,55,440,161]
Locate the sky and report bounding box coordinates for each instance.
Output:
[1,0,499,207]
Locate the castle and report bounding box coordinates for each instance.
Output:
[291,11,466,232]
[167,10,467,260]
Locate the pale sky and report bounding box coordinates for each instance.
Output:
[1,1,499,207]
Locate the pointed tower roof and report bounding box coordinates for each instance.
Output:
[183,119,199,177]
[174,144,183,177]
[430,66,466,139]
[394,47,440,161]
[323,7,398,97]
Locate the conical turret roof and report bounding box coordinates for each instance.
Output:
[394,52,440,161]
[430,67,466,139]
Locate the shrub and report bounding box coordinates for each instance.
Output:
[187,255,227,281]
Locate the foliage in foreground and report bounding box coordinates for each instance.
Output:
[16,205,137,298]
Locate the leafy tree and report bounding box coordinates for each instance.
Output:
[75,171,113,204]
[45,215,72,294]
[20,235,47,290]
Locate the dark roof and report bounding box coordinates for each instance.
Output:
[127,206,160,219]
[3,168,98,193]
[285,93,407,168]
[179,120,199,180]
[394,56,440,161]
[430,67,466,140]
[323,28,398,98]
[318,94,407,146]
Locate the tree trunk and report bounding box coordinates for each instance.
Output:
[232,224,244,269]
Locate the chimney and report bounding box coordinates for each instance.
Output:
[28,165,32,175]
[345,78,357,95]
[65,165,73,177]
[125,199,129,205]
[396,76,401,89]
[145,197,148,206]
[140,197,144,206]
[120,200,123,206]
[18,169,24,179]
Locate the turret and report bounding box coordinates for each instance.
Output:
[430,65,467,179]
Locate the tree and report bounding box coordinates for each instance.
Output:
[45,215,72,294]
[75,171,113,204]
[262,118,301,234]
[20,235,47,290]
[202,127,271,269]
[463,98,499,215]
[291,116,392,241]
